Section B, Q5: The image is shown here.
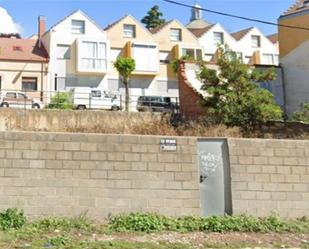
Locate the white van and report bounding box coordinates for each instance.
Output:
[71,88,121,111]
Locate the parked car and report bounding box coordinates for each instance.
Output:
[137,96,178,113]
[0,91,43,109]
[71,88,121,111]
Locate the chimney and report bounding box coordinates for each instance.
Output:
[38,15,46,47]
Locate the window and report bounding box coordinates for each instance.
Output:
[72,20,85,34]
[0,76,1,90]
[80,41,107,71]
[132,44,158,72]
[262,54,279,65]
[22,77,38,91]
[213,32,224,45]
[56,44,71,59]
[170,28,182,41]
[91,90,102,98]
[6,92,16,98]
[123,24,136,38]
[251,35,261,48]
[17,93,27,99]
[159,51,171,64]
[182,48,203,60]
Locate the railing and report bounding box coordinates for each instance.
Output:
[0,88,180,113]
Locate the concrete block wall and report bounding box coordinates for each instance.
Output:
[228,138,309,218]
[0,131,200,218]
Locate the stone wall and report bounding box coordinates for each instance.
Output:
[0,131,199,218]
[228,138,309,218]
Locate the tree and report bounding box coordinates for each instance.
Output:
[199,46,282,128]
[141,5,165,30]
[114,57,136,111]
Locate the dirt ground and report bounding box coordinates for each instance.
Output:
[96,232,309,248]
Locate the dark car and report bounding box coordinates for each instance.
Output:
[137,96,178,113]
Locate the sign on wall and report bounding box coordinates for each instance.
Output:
[160,138,177,151]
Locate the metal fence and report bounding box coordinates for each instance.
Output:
[0,89,180,113]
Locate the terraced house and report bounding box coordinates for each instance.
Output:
[40,10,110,91]
[187,4,279,65]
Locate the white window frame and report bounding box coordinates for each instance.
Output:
[213,32,224,45]
[77,38,108,73]
[71,20,85,34]
[251,35,261,48]
[170,28,182,42]
[182,47,203,60]
[123,24,136,38]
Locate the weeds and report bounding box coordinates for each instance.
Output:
[107,213,309,234]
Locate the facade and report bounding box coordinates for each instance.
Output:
[41,10,110,91]
[187,4,279,66]
[0,34,49,99]
[278,0,309,115]
[150,19,204,98]
[105,15,160,109]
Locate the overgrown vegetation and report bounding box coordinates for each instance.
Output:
[291,102,309,123]
[199,46,283,128]
[0,208,26,231]
[107,212,309,234]
[48,92,73,109]
[0,209,308,249]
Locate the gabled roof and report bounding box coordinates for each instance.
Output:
[281,0,309,17]
[0,38,49,62]
[43,9,104,36]
[188,24,215,38]
[104,14,154,37]
[231,27,254,41]
[104,15,129,31]
[267,33,278,44]
[149,20,173,34]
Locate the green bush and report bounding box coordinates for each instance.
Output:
[291,102,309,123]
[107,213,308,234]
[48,92,73,109]
[0,208,26,231]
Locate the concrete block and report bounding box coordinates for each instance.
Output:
[64,142,81,151]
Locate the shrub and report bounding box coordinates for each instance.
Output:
[48,92,73,109]
[0,208,26,231]
[291,102,309,123]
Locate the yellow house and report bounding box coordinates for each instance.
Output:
[279,0,309,115]
[105,15,160,106]
[0,35,49,101]
[150,19,203,91]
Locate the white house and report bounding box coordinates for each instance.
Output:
[231,27,279,65]
[41,10,110,91]
[189,23,238,62]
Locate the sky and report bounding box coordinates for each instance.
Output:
[0,0,296,37]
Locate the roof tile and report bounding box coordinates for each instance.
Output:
[0,38,49,62]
